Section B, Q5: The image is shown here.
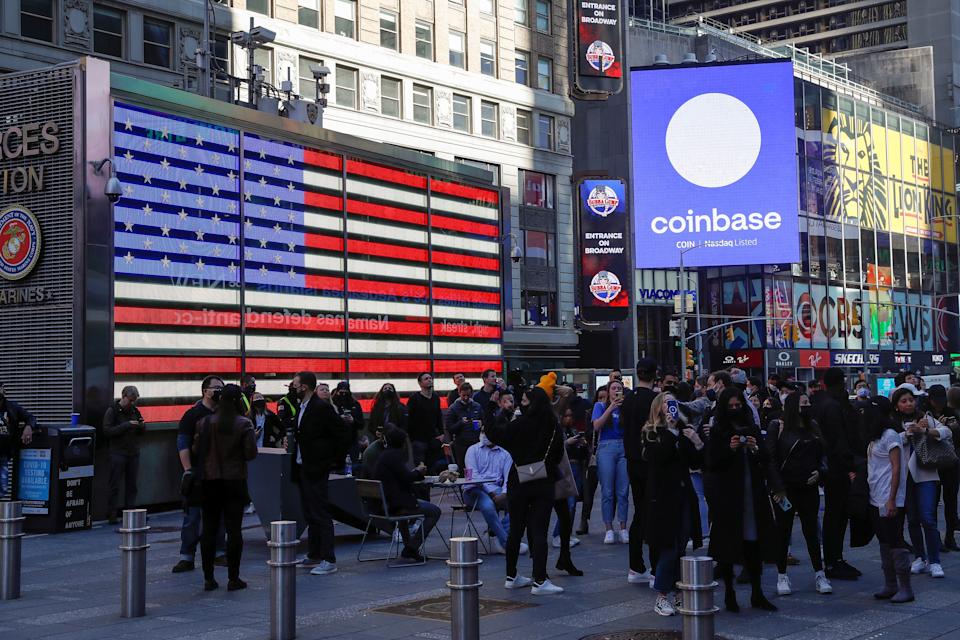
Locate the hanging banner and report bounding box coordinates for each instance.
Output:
[574,0,624,95]
[579,178,630,322]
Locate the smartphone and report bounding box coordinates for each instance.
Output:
[778,495,793,512]
[666,399,680,421]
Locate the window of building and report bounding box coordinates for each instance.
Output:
[381,76,402,118]
[537,114,554,150]
[481,101,498,138]
[520,170,555,209]
[248,0,270,16]
[516,109,531,145]
[515,0,529,25]
[522,291,557,327]
[480,0,496,14]
[452,94,471,132]
[21,0,55,42]
[253,47,272,84]
[298,0,319,28]
[537,57,552,91]
[379,9,398,50]
[415,21,434,60]
[298,55,322,99]
[334,0,356,39]
[213,33,232,100]
[413,84,433,124]
[449,31,465,68]
[535,0,551,33]
[515,50,530,85]
[335,65,357,108]
[524,230,556,267]
[480,40,496,77]
[93,5,124,58]
[143,17,173,68]
[455,158,501,185]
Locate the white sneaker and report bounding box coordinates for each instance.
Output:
[244,504,255,514]
[619,529,630,544]
[776,573,792,596]
[628,569,652,584]
[504,575,533,589]
[531,578,564,595]
[815,571,833,594]
[910,558,928,574]
[309,561,337,576]
[552,536,562,548]
[570,536,581,548]
[649,574,656,589]
[654,594,676,616]
[489,537,506,555]
[519,542,529,555]
[603,530,616,544]
[930,563,945,578]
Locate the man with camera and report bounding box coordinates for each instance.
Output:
[102,385,145,525]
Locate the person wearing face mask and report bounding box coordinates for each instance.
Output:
[642,391,704,616]
[446,382,484,470]
[103,385,145,525]
[854,381,872,409]
[759,396,783,432]
[276,381,300,448]
[706,387,778,613]
[765,392,832,597]
[0,381,35,501]
[928,385,959,552]
[247,393,284,449]
[240,375,257,413]
[368,384,408,438]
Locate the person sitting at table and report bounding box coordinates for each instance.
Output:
[374,427,441,562]
[464,422,530,556]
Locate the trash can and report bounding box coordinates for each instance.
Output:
[16,425,96,533]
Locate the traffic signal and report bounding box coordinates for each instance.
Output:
[726,326,735,344]
[685,347,695,368]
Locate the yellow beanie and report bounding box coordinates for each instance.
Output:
[536,372,558,401]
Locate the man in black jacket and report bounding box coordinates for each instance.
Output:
[0,381,35,499]
[620,358,658,583]
[814,367,861,580]
[291,371,348,576]
[103,385,145,524]
[406,373,444,470]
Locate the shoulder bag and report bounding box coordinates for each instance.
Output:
[913,430,958,470]
[515,427,557,484]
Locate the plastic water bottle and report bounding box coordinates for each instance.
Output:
[345,454,353,477]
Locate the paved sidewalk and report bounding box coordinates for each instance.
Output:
[1,501,960,640]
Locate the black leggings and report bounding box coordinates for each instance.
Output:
[200,479,246,581]
[506,479,554,583]
[718,541,763,596]
[580,465,599,528]
[774,484,823,573]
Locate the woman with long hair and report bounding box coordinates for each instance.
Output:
[486,387,566,595]
[577,385,606,536]
[592,380,630,544]
[759,395,783,431]
[368,383,408,436]
[890,385,952,579]
[642,392,704,616]
[706,387,778,612]
[865,396,913,603]
[765,391,832,596]
[193,384,257,591]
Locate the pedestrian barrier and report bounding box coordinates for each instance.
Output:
[676,555,718,640]
[118,509,149,618]
[0,500,24,600]
[447,537,482,640]
[268,520,298,640]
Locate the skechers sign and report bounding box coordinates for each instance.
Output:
[630,60,800,268]
[579,179,630,322]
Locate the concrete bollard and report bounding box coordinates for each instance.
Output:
[267,521,298,640]
[676,555,719,640]
[0,501,24,600]
[447,537,482,640]
[118,509,149,618]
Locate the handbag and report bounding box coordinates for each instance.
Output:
[913,431,958,470]
[554,449,578,500]
[515,428,557,484]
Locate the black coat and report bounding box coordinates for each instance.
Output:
[374,447,424,514]
[812,389,859,476]
[485,411,563,490]
[0,398,36,457]
[642,426,703,551]
[292,395,348,481]
[251,410,285,449]
[764,420,827,492]
[705,421,779,564]
[622,386,657,462]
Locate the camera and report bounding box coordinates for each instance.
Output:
[739,435,748,444]
[105,176,122,203]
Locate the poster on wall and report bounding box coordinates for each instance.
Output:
[631,60,800,268]
[574,0,623,95]
[579,179,630,322]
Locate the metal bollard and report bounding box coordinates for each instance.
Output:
[447,537,483,640]
[0,501,24,600]
[676,555,719,640]
[118,509,149,618]
[267,521,298,640]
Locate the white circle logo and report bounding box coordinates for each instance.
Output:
[664,93,761,188]
[589,270,622,304]
[586,185,619,217]
[586,41,615,73]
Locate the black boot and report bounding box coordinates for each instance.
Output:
[724,585,740,613]
[556,553,583,576]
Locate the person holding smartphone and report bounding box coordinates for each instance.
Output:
[765,391,832,597]
[103,385,146,525]
[592,380,630,545]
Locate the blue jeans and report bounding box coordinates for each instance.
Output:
[552,461,583,537]
[464,486,510,545]
[906,477,941,564]
[690,471,709,537]
[180,506,226,561]
[597,439,629,524]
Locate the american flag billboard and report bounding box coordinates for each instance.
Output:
[112,103,502,421]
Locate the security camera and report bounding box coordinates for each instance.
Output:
[249,26,276,46]
[510,245,522,263]
[310,64,331,80]
[105,175,122,203]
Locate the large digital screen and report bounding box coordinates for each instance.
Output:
[578,178,630,322]
[631,60,800,268]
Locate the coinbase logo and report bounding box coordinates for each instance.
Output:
[665,93,762,188]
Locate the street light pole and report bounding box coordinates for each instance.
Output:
[679,250,687,379]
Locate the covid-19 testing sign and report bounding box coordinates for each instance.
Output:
[630,60,799,268]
